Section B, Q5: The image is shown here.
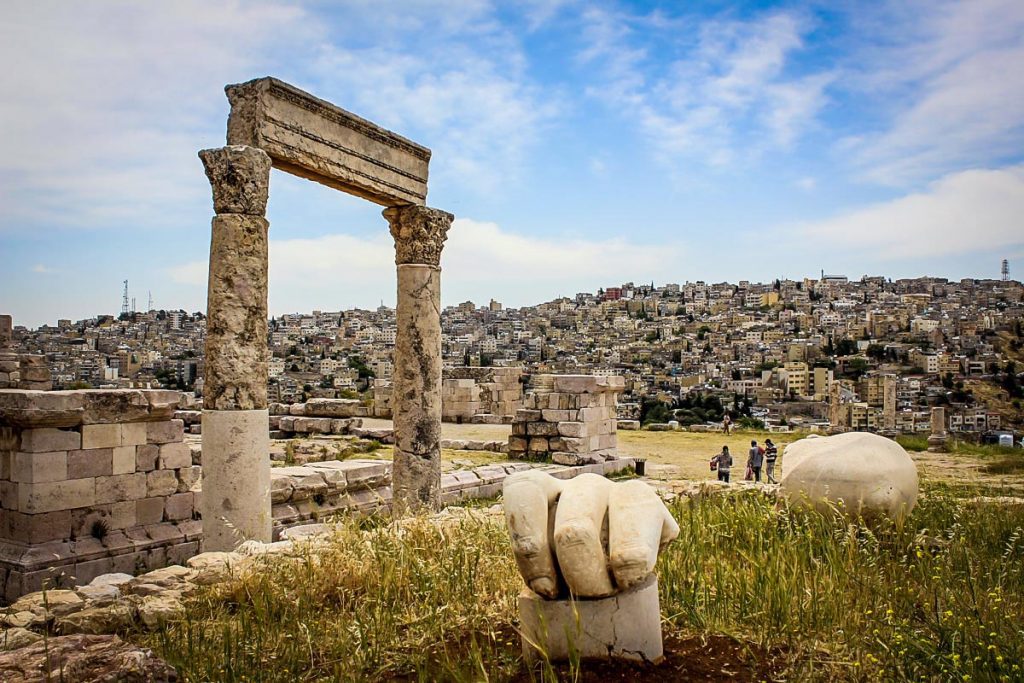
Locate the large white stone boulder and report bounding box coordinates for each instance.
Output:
[780,432,918,518]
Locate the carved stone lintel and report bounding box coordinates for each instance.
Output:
[199,145,272,215]
[383,205,453,266]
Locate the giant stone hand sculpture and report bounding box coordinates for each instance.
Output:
[504,471,680,598]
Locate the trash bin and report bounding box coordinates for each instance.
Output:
[634,458,647,476]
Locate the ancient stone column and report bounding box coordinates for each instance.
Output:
[928,406,948,452]
[198,145,273,550]
[383,205,453,513]
[882,375,897,433]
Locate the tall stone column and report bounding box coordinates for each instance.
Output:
[384,205,453,513]
[198,145,273,550]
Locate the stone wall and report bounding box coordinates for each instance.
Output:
[508,375,624,466]
[441,367,524,423]
[0,390,196,602]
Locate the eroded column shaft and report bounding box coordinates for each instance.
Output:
[199,145,272,550]
[384,205,453,513]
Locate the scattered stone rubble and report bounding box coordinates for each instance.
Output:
[508,375,624,465]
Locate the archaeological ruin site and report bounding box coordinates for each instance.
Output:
[2,66,1023,682]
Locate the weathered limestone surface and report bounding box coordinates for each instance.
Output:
[199,144,271,215]
[0,390,196,602]
[386,205,452,513]
[519,574,663,664]
[226,77,430,206]
[202,213,269,410]
[780,431,919,518]
[200,410,271,551]
[0,634,177,682]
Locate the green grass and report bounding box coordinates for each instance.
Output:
[140,487,1024,681]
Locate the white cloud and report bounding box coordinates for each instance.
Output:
[581,8,831,168]
[166,219,684,313]
[795,166,1024,258]
[0,1,318,232]
[31,264,54,274]
[795,177,816,191]
[842,0,1024,185]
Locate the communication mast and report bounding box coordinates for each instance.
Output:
[121,280,130,316]
[1002,259,1010,281]
[148,291,153,311]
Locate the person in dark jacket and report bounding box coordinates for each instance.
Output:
[712,446,733,483]
[747,440,764,482]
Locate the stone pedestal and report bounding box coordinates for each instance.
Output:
[384,205,453,513]
[519,573,663,663]
[199,410,271,551]
[199,145,273,549]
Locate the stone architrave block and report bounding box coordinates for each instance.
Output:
[158,443,191,470]
[95,473,147,505]
[67,448,113,479]
[553,375,600,394]
[81,424,121,450]
[120,423,147,447]
[18,428,81,453]
[12,451,68,483]
[19,478,95,514]
[147,470,178,497]
[225,77,430,207]
[146,419,185,445]
[111,446,136,475]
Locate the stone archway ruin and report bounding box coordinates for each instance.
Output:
[199,77,453,551]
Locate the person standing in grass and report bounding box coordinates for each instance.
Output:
[764,438,778,484]
[712,445,733,483]
[747,439,764,482]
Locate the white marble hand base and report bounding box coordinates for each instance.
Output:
[519,574,663,664]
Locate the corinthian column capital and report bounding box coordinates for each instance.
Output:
[383,205,454,266]
[199,145,272,215]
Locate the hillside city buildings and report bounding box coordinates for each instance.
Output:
[6,274,1023,435]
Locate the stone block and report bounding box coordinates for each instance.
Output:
[12,451,68,483]
[95,473,147,505]
[67,448,113,479]
[19,428,81,453]
[81,424,120,450]
[515,409,542,422]
[528,437,549,452]
[120,422,147,447]
[147,470,178,497]
[135,444,159,472]
[158,442,191,470]
[526,422,559,437]
[111,446,136,475]
[508,436,528,451]
[146,419,184,444]
[1,509,71,544]
[177,466,201,493]
[70,507,111,540]
[557,422,587,438]
[19,478,95,514]
[164,492,194,521]
[519,574,663,663]
[109,501,136,530]
[136,497,165,525]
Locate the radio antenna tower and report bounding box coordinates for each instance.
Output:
[148,291,153,311]
[1002,259,1010,281]
[121,280,130,316]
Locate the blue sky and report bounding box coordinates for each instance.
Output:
[2,0,1023,327]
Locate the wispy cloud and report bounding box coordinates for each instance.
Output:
[0,1,319,233]
[31,264,54,274]
[840,0,1024,186]
[580,7,832,169]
